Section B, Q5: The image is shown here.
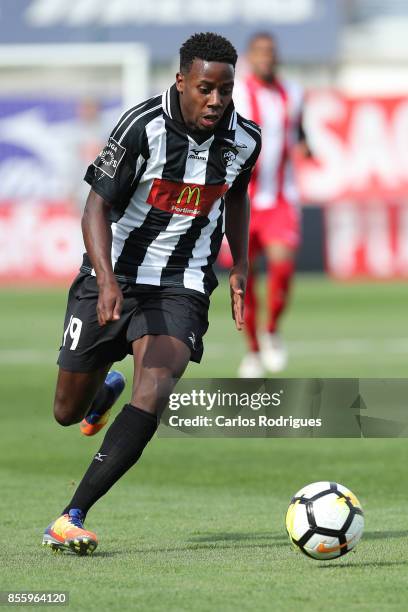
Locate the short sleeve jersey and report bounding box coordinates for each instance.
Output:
[83,83,261,295]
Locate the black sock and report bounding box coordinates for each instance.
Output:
[63,404,158,517]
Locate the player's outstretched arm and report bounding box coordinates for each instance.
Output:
[224,186,250,331]
[81,189,123,326]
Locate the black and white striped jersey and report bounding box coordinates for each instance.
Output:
[82,83,261,295]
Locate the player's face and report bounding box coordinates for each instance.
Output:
[176,59,235,132]
[248,36,278,82]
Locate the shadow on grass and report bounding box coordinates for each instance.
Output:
[189,529,408,545]
[123,542,280,555]
[121,532,288,555]
[363,530,408,541]
[318,560,408,569]
[89,529,408,558]
[188,532,286,543]
[92,534,286,556]
[91,551,124,558]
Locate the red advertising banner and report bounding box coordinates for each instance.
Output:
[324,202,408,279]
[0,201,83,283]
[295,92,408,278]
[298,92,408,203]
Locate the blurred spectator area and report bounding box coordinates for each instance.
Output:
[0,0,408,281]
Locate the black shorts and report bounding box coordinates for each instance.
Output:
[57,273,209,372]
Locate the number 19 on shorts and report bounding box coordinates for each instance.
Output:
[63,315,83,350]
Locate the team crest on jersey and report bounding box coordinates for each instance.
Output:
[221,147,238,167]
[221,140,247,167]
[93,137,126,179]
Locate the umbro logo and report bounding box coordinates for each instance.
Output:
[94,453,107,462]
[188,148,207,161]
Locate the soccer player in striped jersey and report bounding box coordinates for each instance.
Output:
[42,32,261,555]
[234,32,311,377]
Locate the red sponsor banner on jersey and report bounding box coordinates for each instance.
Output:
[297,93,408,203]
[0,201,82,284]
[147,178,228,217]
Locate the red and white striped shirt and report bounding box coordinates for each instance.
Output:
[234,74,304,210]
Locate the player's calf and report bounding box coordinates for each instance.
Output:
[131,335,191,415]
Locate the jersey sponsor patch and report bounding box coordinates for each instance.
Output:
[147,178,228,217]
[93,137,126,179]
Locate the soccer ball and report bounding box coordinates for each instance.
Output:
[285,481,364,560]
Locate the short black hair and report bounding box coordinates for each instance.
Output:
[180,32,238,73]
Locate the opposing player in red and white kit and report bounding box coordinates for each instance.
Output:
[233,32,311,376]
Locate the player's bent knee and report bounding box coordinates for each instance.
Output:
[53,408,77,427]
[53,394,87,426]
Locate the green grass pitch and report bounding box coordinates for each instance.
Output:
[1,274,408,611]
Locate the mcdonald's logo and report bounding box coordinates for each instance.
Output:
[177,186,201,207]
[147,178,229,217]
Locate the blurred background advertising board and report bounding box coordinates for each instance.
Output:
[1,0,408,281]
[0,44,146,283]
[298,93,408,278]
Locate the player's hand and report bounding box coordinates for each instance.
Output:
[96,278,123,326]
[229,266,247,331]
